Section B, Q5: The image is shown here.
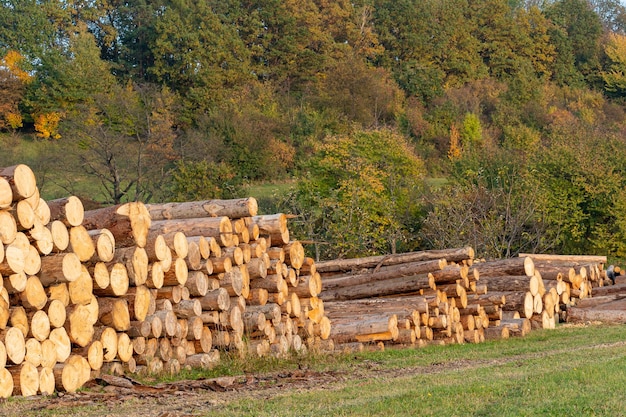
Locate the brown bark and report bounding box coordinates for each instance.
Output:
[315,247,474,274]
[321,259,446,292]
[470,257,535,278]
[319,273,434,301]
[0,164,37,201]
[47,196,85,228]
[82,202,151,248]
[146,197,258,221]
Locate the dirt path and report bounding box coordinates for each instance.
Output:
[4,337,624,417]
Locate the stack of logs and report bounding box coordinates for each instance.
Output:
[318,247,485,349]
[318,250,609,351]
[0,164,331,398]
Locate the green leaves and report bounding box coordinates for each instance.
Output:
[296,129,425,259]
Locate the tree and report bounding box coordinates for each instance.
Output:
[149,0,252,121]
[602,32,626,97]
[0,50,30,131]
[545,0,603,86]
[23,25,116,135]
[59,82,177,204]
[421,149,557,258]
[294,129,425,259]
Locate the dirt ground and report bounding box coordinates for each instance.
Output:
[0,351,481,417]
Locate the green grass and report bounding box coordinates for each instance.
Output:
[202,324,626,416]
[4,323,626,416]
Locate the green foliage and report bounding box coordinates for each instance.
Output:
[170,160,244,201]
[460,112,483,148]
[294,129,425,259]
[602,33,626,97]
[420,149,555,258]
[23,26,117,121]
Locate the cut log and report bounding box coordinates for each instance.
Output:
[53,363,80,393]
[11,361,39,396]
[39,252,82,286]
[47,196,85,227]
[0,210,18,247]
[519,253,607,264]
[320,273,434,301]
[185,271,209,297]
[315,247,474,273]
[330,314,398,344]
[88,228,116,263]
[97,298,130,331]
[0,164,37,201]
[49,220,70,252]
[478,275,541,296]
[82,202,151,248]
[251,214,289,246]
[38,366,55,395]
[68,265,94,305]
[146,197,258,221]
[125,285,152,322]
[150,216,234,248]
[470,257,535,278]
[321,259,446,292]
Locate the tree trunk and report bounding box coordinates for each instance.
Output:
[146,197,258,221]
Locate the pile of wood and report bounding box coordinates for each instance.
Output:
[318,250,610,350]
[0,164,331,397]
[317,247,484,349]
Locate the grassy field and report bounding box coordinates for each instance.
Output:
[4,323,626,416]
[204,324,626,417]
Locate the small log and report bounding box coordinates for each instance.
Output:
[0,164,37,201]
[47,196,85,227]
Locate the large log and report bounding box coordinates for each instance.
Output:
[82,202,151,248]
[321,259,446,292]
[330,314,398,344]
[470,257,535,278]
[146,197,258,221]
[250,214,289,246]
[477,275,541,296]
[320,273,434,301]
[315,247,474,274]
[519,253,607,264]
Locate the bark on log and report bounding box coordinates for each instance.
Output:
[149,217,234,248]
[146,198,258,221]
[320,273,434,301]
[0,164,37,201]
[82,202,151,248]
[250,214,289,246]
[470,257,535,278]
[321,259,446,292]
[47,196,85,228]
[315,247,474,274]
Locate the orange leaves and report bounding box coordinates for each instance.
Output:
[2,51,31,83]
[34,112,62,139]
